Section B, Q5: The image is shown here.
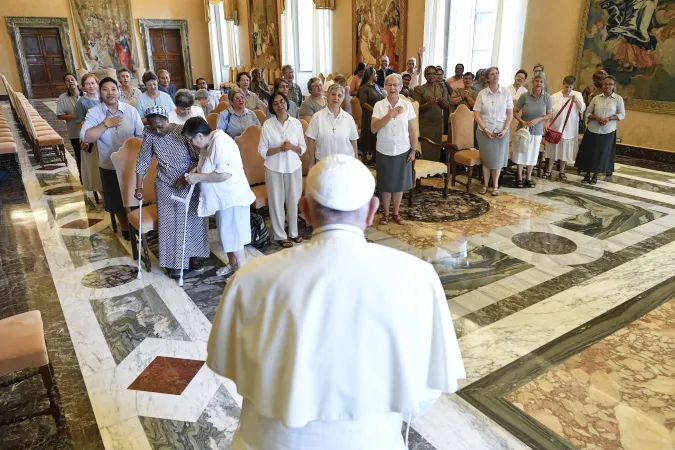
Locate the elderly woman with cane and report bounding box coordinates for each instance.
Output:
[135,106,210,279]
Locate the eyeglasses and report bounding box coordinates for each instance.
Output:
[272,101,286,107]
[424,72,436,76]
[385,83,400,87]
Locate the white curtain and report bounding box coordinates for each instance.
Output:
[313,9,332,75]
[423,0,446,70]
[225,20,240,70]
[492,0,528,80]
[208,4,224,86]
[281,7,295,68]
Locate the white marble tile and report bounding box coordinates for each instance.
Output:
[459,239,675,384]
[99,416,153,450]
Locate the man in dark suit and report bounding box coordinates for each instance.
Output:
[376,56,395,87]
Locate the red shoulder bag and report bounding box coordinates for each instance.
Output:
[544,98,573,145]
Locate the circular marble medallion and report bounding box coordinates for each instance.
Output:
[81,265,137,289]
[399,187,490,223]
[44,185,83,196]
[511,232,578,255]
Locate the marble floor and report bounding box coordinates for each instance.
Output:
[2,100,675,449]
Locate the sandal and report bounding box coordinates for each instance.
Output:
[480,186,488,195]
[590,175,598,185]
[581,176,591,184]
[392,214,405,225]
[524,180,536,188]
[558,173,567,181]
[515,179,524,188]
[278,240,293,248]
[380,215,389,225]
[491,188,500,196]
[542,172,552,180]
[291,236,303,244]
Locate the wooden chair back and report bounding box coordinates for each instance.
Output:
[299,118,312,175]
[254,109,266,125]
[219,94,229,103]
[235,125,265,185]
[450,104,475,150]
[318,73,325,83]
[212,102,229,115]
[350,98,362,131]
[207,113,219,131]
[111,137,158,207]
[300,115,312,123]
[509,116,519,144]
[326,74,334,82]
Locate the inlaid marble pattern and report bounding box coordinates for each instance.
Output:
[511,232,578,255]
[139,386,241,450]
[129,356,205,395]
[81,265,138,289]
[538,188,663,240]
[615,165,675,184]
[433,245,533,299]
[35,171,77,188]
[61,218,103,229]
[62,228,128,267]
[399,186,490,223]
[46,194,98,222]
[90,285,190,363]
[505,297,675,449]
[44,185,83,196]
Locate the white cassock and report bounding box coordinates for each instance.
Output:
[207,223,466,450]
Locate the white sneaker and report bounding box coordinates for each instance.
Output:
[216,264,237,277]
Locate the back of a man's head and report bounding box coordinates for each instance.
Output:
[301,155,378,231]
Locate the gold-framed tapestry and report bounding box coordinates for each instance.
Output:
[248,0,281,70]
[353,0,407,72]
[68,0,139,74]
[574,0,675,115]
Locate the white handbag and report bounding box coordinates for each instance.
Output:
[512,126,531,153]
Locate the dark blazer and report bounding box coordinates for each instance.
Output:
[376,68,395,87]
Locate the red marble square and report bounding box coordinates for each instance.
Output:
[62,218,102,229]
[128,357,205,395]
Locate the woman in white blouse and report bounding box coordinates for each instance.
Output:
[184,117,255,276]
[169,90,206,125]
[306,83,359,166]
[473,67,513,196]
[575,75,625,184]
[371,73,417,226]
[544,75,586,181]
[258,91,307,248]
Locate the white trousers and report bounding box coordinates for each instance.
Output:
[265,167,303,241]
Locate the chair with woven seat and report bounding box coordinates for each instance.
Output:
[111,137,159,271]
[0,310,61,427]
[448,104,482,192]
[235,125,267,209]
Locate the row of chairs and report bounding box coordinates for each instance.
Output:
[1,74,67,167]
[0,103,18,162]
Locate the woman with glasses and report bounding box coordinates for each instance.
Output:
[412,65,449,161]
[216,87,261,139]
[136,71,175,124]
[169,89,205,125]
[299,77,327,119]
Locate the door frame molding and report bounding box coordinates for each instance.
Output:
[138,19,193,89]
[5,16,76,99]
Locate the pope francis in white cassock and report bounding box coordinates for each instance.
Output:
[207,154,465,450]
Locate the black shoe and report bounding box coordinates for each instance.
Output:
[581,176,591,184]
[121,231,130,241]
[190,257,204,272]
[169,268,192,279]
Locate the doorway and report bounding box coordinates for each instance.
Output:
[149,29,186,88]
[6,17,76,99]
[139,19,193,90]
[20,28,68,98]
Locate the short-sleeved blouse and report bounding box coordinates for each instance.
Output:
[57,92,81,139]
[196,130,256,216]
[473,86,513,132]
[75,96,100,124]
[516,91,552,136]
[120,87,143,108]
[135,124,198,186]
[372,97,416,156]
[298,97,327,117]
[217,107,261,138]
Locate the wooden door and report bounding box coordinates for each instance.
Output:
[20,28,68,99]
[149,29,185,88]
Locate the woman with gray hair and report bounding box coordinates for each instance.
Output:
[217,87,261,139]
[371,73,417,225]
[169,89,206,125]
[195,89,213,115]
[299,77,327,118]
[474,67,513,196]
[306,83,359,166]
[513,73,551,188]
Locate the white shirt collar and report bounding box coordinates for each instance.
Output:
[312,223,366,239]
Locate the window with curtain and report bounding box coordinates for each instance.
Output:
[282,0,332,77]
[423,0,527,80]
[208,2,241,84]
